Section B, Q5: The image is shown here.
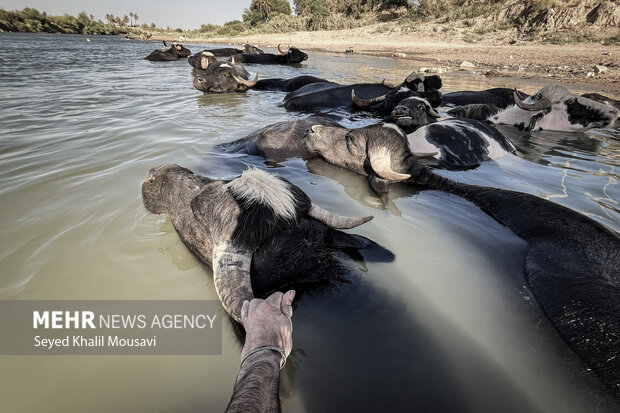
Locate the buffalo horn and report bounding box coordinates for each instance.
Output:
[212,244,254,323]
[277,43,287,55]
[200,56,210,70]
[352,90,387,108]
[514,89,551,111]
[308,204,373,229]
[368,148,411,181]
[233,73,259,87]
[233,43,244,51]
[428,107,440,118]
[162,40,171,50]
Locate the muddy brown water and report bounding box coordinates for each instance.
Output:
[0,33,619,412]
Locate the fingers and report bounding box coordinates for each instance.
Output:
[280,290,295,318]
[264,291,284,307]
[241,300,250,324]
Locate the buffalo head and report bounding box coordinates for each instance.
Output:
[278,44,308,63]
[193,61,259,93]
[391,97,440,132]
[188,51,218,70]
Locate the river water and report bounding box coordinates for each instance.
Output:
[0,33,618,412]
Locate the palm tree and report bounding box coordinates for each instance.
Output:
[133,14,139,27]
[122,15,129,27]
[129,12,134,27]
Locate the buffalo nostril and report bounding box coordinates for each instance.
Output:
[610,109,618,115]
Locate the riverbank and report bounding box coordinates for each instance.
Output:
[155,26,620,97]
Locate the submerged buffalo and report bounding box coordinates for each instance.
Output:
[193,61,258,93]
[229,44,308,65]
[490,85,618,131]
[142,166,383,322]
[254,75,331,92]
[144,40,191,61]
[303,122,620,396]
[442,88,528,108]
[282,73,442,113]
[220,116,343,161]
[447,104,501,121]
[203,43,264,57]
[390,96,441,131]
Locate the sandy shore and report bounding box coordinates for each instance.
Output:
[159,25,620,97]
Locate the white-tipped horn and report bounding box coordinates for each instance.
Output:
[233,73,259,87]
[368,148,411,181]
[200,56,210,70]
[162,40,171,50]
[308,204,373,229]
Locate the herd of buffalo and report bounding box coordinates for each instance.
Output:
[142,40,620,400]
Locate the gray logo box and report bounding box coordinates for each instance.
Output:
[0,301,223,355]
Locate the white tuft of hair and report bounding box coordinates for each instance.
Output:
[226,168,297,220]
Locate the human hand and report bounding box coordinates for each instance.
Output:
[240,290,295,365]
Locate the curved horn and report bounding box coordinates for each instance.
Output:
[233,43,244,51]
[368,148,411,181]
[233,73,259,87]
[277,43,287,55]
[352,89,387,108]
[428,107,440,118]
[162,40,171,50]
[514,89,551,111]
[212,245,254,323]
[200,56,210,70]
[308,204,373,229]
[231,56,236,64]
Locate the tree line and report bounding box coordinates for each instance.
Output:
[0,8,155,35]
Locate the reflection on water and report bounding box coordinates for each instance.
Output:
[0,33,618,412]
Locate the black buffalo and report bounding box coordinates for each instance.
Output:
[442,88,528,108]
[193,61,258,94]
[303,122,620,396]
[142,165,387,322]
[229,44,308,65]
[447,104,501,120]
[254,75,331,92]
[144,40,191,61]
[282,73,442,113]
[201,43,263,56]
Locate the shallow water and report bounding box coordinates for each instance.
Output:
[0,33,618,412]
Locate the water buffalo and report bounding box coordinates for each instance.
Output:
[351,73,443,114]
[229,44,308,65]
[142,165,380,322]
[489,85,619,131]
[204,43,264,56]
[219,116,344,161]
[303,123,620,396]
[282,73,442,113]
[193,61,258,93]
[188,51,218,70]
[442,88,528,108]
[254,75,331,92]
[144,40,191,61]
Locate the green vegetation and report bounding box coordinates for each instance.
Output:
[0,8,133,35]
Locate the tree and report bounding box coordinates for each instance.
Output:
[129,12,134,26]
[133,13,139,26]
[243,0,291,25]
[122,15,129,27]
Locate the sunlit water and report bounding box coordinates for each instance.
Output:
[0,33,619,412]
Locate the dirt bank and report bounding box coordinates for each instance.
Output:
[157,25,620,97]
